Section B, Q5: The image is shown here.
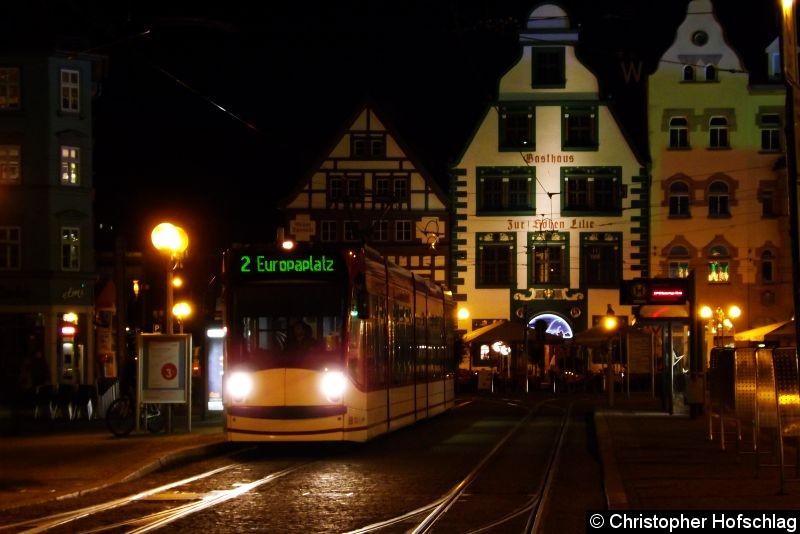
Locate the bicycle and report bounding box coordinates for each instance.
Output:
[105,396,165,437]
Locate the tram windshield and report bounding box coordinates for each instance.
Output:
[228,282,346,370]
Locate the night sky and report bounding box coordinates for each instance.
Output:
[3,1,782,262]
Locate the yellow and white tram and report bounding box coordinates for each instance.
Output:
[222,243,457,442]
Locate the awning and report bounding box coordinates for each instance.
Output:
[733,320,793,342]
[571,323,634,346]
[462,320,564,344]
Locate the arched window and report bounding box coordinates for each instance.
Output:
[709,116,729,148]
[682,65,695,81]
[708,245,730,283]
[668,181,690,217]
[761,250,775,283]
[668,245,690,278]
[708,181,730,217]
[669,117,689,148]
[704,64,717,81]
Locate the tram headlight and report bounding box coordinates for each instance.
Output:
[320,370,347,402]
[227,371,254,401]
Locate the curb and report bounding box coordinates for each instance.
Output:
[594,410,630,510]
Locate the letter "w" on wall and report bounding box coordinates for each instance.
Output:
[620,60,643,83]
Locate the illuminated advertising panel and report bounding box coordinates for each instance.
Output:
[229,247,347,281]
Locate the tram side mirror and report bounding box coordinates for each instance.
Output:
[353,274,370,319]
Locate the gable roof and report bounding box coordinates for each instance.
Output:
[277,97,449,210]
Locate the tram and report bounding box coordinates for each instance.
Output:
[221,241,457,442]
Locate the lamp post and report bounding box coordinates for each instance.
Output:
[699,305,740,348]
[782,0,800,352]
[602,304,618,407]
[151,222,189,334]
[172,301,192,334]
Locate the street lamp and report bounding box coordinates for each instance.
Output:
[699,305,740,347]
[151,222,189,334]
[603,304,618,407]
[172,301,192,334]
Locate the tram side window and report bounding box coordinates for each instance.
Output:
[393,301,414,386]
[364,294,388,389]
[415,313,427,381]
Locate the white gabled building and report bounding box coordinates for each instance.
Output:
[647,0,791,359]
[450,4,648,369]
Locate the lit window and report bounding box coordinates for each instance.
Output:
[668,245,690,278]
[0,67,20,110]
[60,146,80,185]
[707,245,729,283]
[0,145,20,183]
[0,226,20,270]
[60,69,80,113]
[61,227,80,271]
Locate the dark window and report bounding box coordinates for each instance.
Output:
[562,168,621,213]
[347,178,361,199]
[761,190,776,217]
[329,177,343,202]
[477,167,534,213]
[374,177,390,200]
[351,134,385,158]
[708,181,730,217]
[478,244,513,286]
[563,106,598,149]
[761,250,775,283]
[669,117,689,148]
[709,117,729,148]
[530,234,567,285]
[581,234,620,287]
[704,65,717,81]
[393,177,409,202]
[531,47,565,88]
[499,107,534,150]
[760,113,781,151]
[682,65,695,81]
[668,181,690,217]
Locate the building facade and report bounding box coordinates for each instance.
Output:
[647,0,792,362]
[0,51,98,403]
[281,103,450,284]
[450,5,648,369]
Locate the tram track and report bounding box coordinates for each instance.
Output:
[0,460,314,534]
[346,397,574,534]
[1,395,594,533]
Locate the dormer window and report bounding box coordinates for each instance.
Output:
[704,65,717,81]
[682,65,695,82]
